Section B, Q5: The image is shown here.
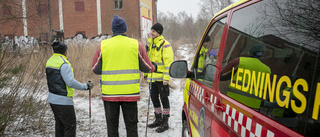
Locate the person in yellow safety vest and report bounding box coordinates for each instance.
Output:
[46,41,94,137]
[92,15,155,137]
[198,35,211,73]
[220,44,271,110]
[144,23,174,133]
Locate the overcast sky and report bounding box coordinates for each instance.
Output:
[157,0,201,17]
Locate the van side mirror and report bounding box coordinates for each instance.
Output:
[169,60,188,78]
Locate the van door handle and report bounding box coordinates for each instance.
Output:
[214,103,225,112]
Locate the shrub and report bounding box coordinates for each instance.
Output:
[0,45,49,134]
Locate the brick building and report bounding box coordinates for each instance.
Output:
[0,0,157,42]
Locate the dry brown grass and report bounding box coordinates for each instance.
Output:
[0,46,50,134]
[66,43,101,97]
[0,42,101,134]
[1,36,193,97]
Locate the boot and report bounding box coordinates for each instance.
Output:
[156,115,169,133]
[147,113,162,128]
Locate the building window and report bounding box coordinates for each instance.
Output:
[114,0,123,10]
[38,4,47,15]
[148,10,150,18]
[2,6,11,16]
[75,2,84,12]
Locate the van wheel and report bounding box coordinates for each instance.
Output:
[182,120,190,137]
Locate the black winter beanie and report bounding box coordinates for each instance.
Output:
[51,41,67,54]
[151,23,163,35]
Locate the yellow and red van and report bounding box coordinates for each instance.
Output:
[169,0,320,136]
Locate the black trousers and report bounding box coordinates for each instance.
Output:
[103,101,138,137]
[50,104,76,137]
[151,81,170,111]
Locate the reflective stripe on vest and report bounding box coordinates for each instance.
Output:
[101,79,140,85]
[227,57,271,109]
[45,53,75,97]
[100,36,140,96]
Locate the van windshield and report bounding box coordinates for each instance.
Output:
[219,0,320,136]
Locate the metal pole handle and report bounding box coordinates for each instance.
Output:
[88,80,92,137]
[145,74,152,137]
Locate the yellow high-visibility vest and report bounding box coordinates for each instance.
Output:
[198,46,208,72]
[46,53,75,97]
[100,35,140,96]
[227,57,271,109]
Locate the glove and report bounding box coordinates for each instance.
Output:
[87,81,94,90]
[152,62,157,72]
[209,49,216,56]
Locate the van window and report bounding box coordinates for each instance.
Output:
[195,17,226,87]
[219,0,320,136]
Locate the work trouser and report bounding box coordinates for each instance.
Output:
[151,81,170,115]
[103,101,138,137]
[50,104,76,137]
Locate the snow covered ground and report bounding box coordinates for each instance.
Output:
[3,43,196,137]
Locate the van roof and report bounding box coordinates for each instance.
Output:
[212,0,249,19]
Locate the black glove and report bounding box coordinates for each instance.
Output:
[152,62,157,72]
[87,81,94,90]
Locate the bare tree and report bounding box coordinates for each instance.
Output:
[0,0,24,37]
[0,0,59,42]
[0,0,59,134]
[198,0,232,21]
[155,0,234,48]
[255,0,320,50]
